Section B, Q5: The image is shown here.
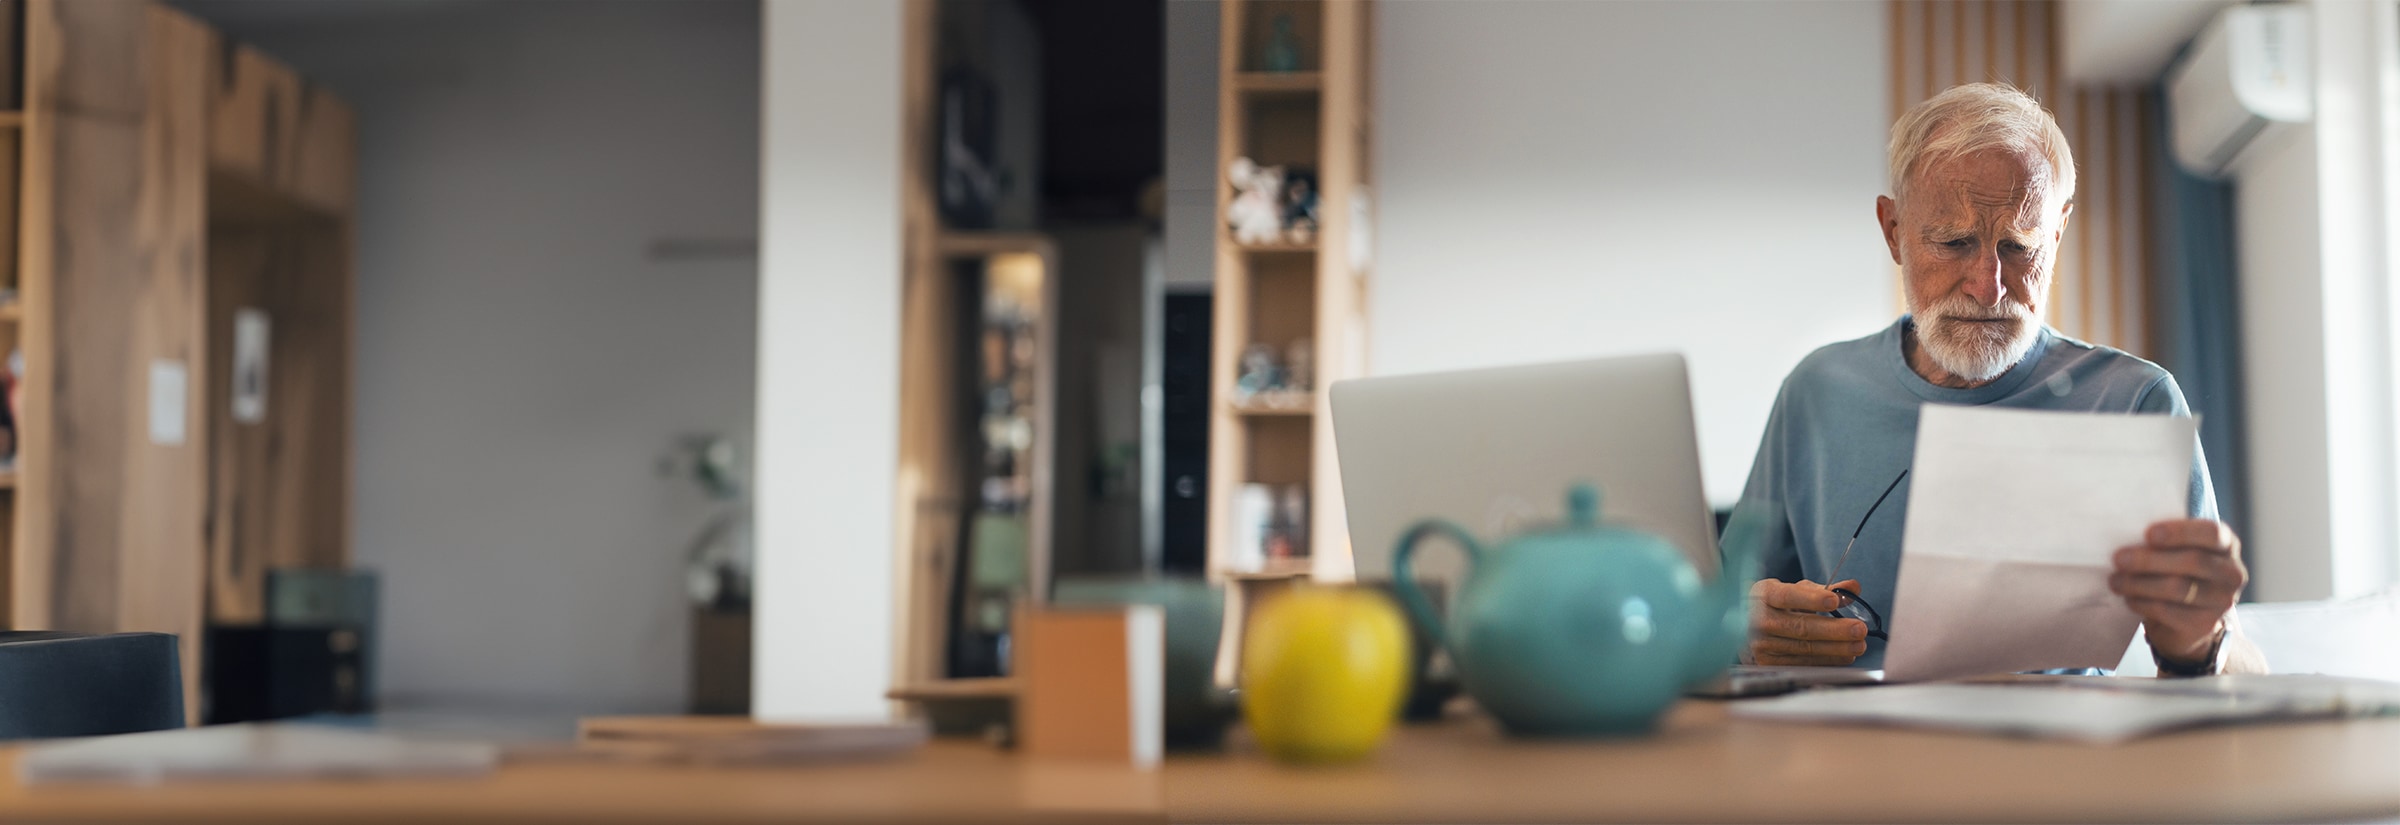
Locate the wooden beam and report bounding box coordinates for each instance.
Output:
[14,0,215,720]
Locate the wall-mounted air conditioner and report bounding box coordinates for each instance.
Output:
[2165,4,2311,179]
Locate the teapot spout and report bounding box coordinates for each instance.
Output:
[1686,499,1778,683]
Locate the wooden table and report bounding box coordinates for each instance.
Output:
[2,702,2398,824]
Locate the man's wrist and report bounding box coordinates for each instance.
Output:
[2151,622,2228,677]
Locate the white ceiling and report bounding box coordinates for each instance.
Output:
[2058,0,2238,86]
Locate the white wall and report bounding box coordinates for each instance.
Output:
[1373,1,1894,505]
[753,0,903,722]
[2233,0,2400,602]
[193,1,763,713]
[2236,123,2335,602]
[1163,0,1220,291]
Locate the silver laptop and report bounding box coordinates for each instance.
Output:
[1329,352,1879,697]
[1329,352,1719,585]
[1693,665,1885,698]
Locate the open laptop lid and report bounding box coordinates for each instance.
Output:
[1329,352,1719,587]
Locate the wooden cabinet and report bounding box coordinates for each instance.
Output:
[3,0,355,718]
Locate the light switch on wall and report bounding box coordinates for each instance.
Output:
[149,360,188,446]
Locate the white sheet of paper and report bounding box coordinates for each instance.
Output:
[19,724,497,784]
[1882,405,2196,682]
[1729,679,2361,744]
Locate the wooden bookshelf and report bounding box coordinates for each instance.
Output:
[2,0,356,721]
[1207,0,1372,583]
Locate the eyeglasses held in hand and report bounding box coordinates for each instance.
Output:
[1823,469,1907,641]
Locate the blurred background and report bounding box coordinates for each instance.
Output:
[7,0,2386,724]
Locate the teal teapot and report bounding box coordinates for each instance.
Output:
[1392,483,1750,736]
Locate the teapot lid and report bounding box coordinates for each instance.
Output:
[1536,482,1651,545]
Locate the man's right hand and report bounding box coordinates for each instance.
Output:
[1744,578,1870,666]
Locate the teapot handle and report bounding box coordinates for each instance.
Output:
[1391,519,1483,651]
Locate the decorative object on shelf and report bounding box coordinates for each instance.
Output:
[1232,484,1276,573]
[1232,340,1314,413]
[1225,157,1286,246]
[1280,167,1319,244]
[1270,485,1309,559]
[1234,483,1311,566]
[1235,342,1283,399]
[1260,13,1304,73]
[1283,338,1314,393]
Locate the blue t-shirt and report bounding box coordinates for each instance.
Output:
[1736,317,2217,669]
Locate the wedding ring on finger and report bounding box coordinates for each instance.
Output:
[2182,578,2200,605]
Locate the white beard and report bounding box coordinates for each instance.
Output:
[1913,298,2039,383]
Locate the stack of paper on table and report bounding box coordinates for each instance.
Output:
[18,724,499,785]
[570,715,929,765]
[1731,674,2400,743]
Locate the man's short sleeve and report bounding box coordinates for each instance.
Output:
[2134,373,2220,521]
[1734,378,1805,583]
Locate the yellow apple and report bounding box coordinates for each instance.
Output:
[1240,585,1411,763]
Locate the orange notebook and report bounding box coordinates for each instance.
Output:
[1014,606,1164,768]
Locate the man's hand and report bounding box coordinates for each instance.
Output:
[2109,519,2246,666]
[1745,578,1870,666]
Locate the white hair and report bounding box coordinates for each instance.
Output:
[1887,82,2075,205]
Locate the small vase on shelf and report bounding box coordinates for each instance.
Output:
[1261,14,1303,73]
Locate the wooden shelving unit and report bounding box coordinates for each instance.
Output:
[0,0,357,719]
[1207,0,1373,582]
[890,1,1066,685]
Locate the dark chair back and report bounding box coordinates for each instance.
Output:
[0,632,183,740]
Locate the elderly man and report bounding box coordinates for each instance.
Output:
[1738,82,2263,676]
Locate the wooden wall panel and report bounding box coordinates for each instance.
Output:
[289,86,355,214]
[893,0,949,685]
[204,221,350,625]
[208,43,352,215]
[1888,0,2157,357]
[206,46,298,190]
[14,0,213,715]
